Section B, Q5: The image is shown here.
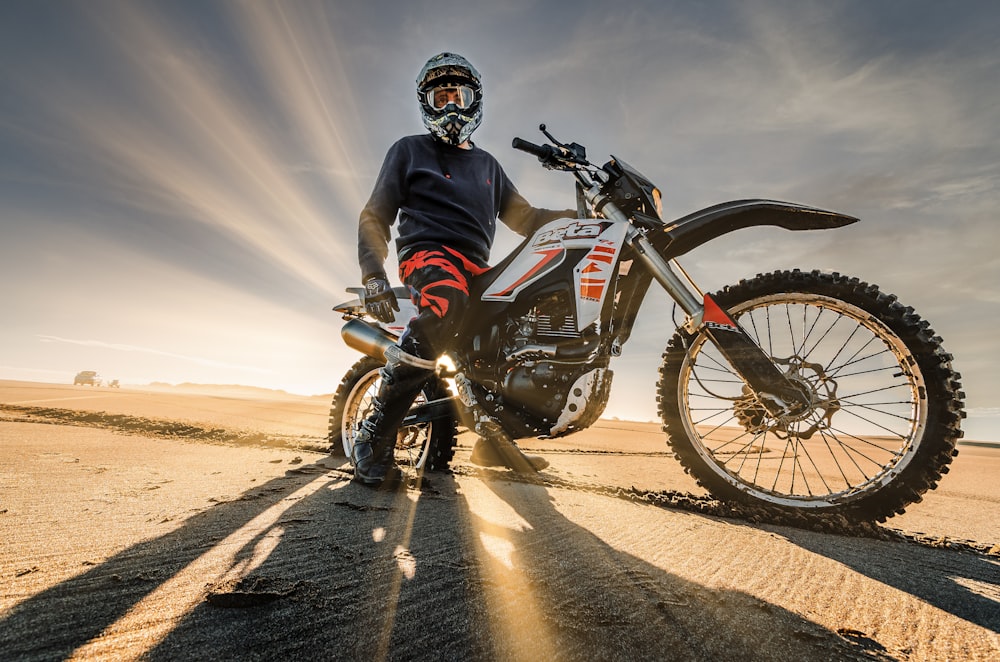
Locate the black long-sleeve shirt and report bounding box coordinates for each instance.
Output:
[358,133,571,280]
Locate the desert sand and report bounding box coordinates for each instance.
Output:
[1,379,997,661]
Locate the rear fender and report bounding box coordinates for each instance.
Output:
[333,286,416,337]
[653,199,858,259]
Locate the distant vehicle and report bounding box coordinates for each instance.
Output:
[73,371,102,386]
[107,379,120,388]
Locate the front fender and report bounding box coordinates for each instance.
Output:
[653,199,858,259]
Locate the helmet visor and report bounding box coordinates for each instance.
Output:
[426,84,476,111]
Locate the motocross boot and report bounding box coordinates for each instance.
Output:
[351,347,435,486]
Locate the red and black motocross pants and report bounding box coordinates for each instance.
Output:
[395,245,489,361]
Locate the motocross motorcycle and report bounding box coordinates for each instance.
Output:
[329,125,964,522]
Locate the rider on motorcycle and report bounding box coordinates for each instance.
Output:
[352,51,575,486]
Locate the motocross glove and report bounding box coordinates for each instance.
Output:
[363,274,399,323]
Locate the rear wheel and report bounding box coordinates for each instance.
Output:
[328,356,457,471]
[658,270,964,521]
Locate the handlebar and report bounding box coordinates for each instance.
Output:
[513,129,598,197]
[511,137,556,161]
[513,125,590,172]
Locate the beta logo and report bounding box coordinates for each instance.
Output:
[535,221,604,246]
[702,295,737,329]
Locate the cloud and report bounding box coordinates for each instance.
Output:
[36,335,272,374]
[2,0,998,434]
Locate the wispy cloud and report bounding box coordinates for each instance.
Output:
[968,408,1000,419]
[37,335,271,374]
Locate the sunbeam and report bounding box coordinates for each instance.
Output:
[228,1,373,204]
[57,2,361,294]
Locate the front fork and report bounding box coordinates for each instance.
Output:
[615,208,811,417]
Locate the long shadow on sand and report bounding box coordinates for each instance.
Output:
[776,525,1000,633]
[0,460,338,660]
[133,465,888,661]
[10,452,988,660]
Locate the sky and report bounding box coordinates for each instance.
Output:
[1,0,999,440]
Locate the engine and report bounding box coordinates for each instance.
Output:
[470,290,613,437]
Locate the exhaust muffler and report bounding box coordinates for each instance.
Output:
[341,318,397,360]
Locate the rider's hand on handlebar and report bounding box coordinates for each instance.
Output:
[363,274,399,323]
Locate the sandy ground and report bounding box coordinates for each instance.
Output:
[0,380,997,661]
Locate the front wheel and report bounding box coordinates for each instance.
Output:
[328,356,457,472]
[658,270,964,522]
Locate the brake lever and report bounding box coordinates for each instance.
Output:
[539,124,589,166]
[540,154,577,171]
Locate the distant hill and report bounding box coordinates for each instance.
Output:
[142,382,332,400]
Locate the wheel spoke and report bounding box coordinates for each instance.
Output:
[797,304,825,358]
[827,429,890,474]
[801,308,846,361]
[816,427,856,491]
[822,427,878,487]
[835,406,911,440]
[824,339,887,380]
[838,399,917,425]
[832,364,902,379]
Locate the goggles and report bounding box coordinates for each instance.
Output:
[425,84,476,111]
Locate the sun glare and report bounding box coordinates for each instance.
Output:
[459,479,558,660]
[478,531,516,569]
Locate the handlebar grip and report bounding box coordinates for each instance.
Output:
[512,137,555,160]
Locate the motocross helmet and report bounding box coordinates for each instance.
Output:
[416,52,483,145]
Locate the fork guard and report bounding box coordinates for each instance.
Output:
[699,293,812,416]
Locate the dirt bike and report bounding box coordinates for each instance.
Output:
[329,125,964,522]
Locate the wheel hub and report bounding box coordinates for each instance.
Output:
[734,355,840,439]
